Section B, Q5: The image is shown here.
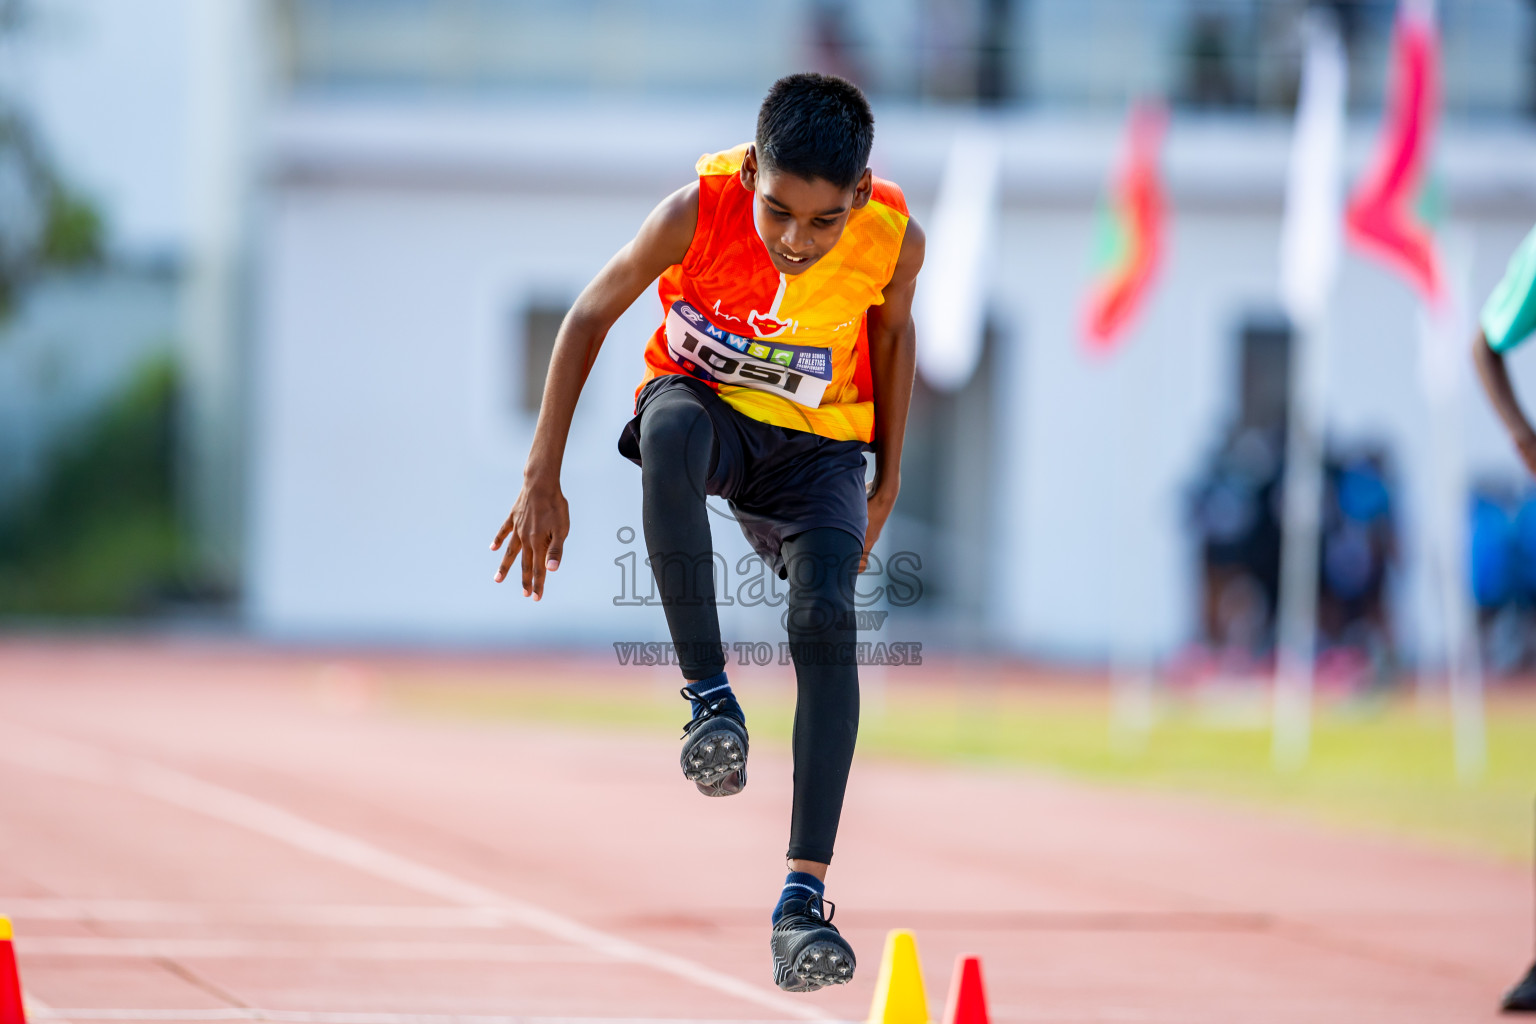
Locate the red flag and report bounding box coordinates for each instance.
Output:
[1345,3,1443,305]
[1083,102,1167,353]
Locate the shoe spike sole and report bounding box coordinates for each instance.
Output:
[775,940,855,992]
[680,723,747,797]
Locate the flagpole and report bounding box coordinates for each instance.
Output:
[1272,8,1346,771]
[1110,356,1155,754]
[1085,102,1166,753]
[1417,228,1485,781]
[1272,315,1328,770]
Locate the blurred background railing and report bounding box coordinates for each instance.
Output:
[271,0,1536,118]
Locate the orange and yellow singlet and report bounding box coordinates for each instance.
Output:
[637,144,910,444]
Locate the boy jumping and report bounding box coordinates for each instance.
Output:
[490,73,924,992]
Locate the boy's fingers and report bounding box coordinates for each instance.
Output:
[531,533,552,599]
[491,516,515,551]
[520,539,536,597]
[546,536,563,572]
[495,533,523,582]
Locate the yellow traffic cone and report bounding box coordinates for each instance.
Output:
[868,929,929,1024]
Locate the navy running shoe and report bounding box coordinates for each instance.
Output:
[679,686,748,797]
[1504,961,1536,1012]
[769,892,855,992]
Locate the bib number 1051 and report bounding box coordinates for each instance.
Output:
[677,330,808,392]
[664,301,831,408]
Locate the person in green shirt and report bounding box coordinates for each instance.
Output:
[1475,226,1536,1014]
[1473,224,1536,477]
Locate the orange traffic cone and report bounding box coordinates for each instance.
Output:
[0,916,25,1024]
[941,954,989,1024]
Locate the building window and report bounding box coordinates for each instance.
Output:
[1237,312,1291,433]
[519,299,567,416]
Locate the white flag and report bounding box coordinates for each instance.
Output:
[915,127,1000,392]
[1279,8,1347,328]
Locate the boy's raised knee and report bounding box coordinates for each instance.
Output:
[638,400,714,472]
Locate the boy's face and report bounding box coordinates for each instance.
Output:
[741,145,873,276]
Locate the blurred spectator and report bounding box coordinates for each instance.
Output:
[1318,446,1398,681]
[1189,424,1284,660]
[1188,427,1400,679]
[1470,480,1536,674]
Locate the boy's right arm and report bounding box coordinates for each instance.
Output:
[1472,329,1536,476]
[491,183,699,598]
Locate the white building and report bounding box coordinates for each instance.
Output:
[247,0,1536,662]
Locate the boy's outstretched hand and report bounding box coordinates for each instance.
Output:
[486,182,697,603]
[491,475,569,600]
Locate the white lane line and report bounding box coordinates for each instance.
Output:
[0,731,827,1022]
[24,994,74,1024]
[18,937,610,962]
[27,1012,823,1024]
[1,899,507,929]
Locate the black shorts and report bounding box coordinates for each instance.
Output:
[618,375,870,578]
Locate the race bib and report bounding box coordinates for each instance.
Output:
[665,300,832,408]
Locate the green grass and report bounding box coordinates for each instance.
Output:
[384,671,1536,864]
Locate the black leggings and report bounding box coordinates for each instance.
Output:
[637,388,861,865]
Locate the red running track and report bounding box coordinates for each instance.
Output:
[0,641,1527,1023]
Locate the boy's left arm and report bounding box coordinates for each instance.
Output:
[862,220,926,572]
